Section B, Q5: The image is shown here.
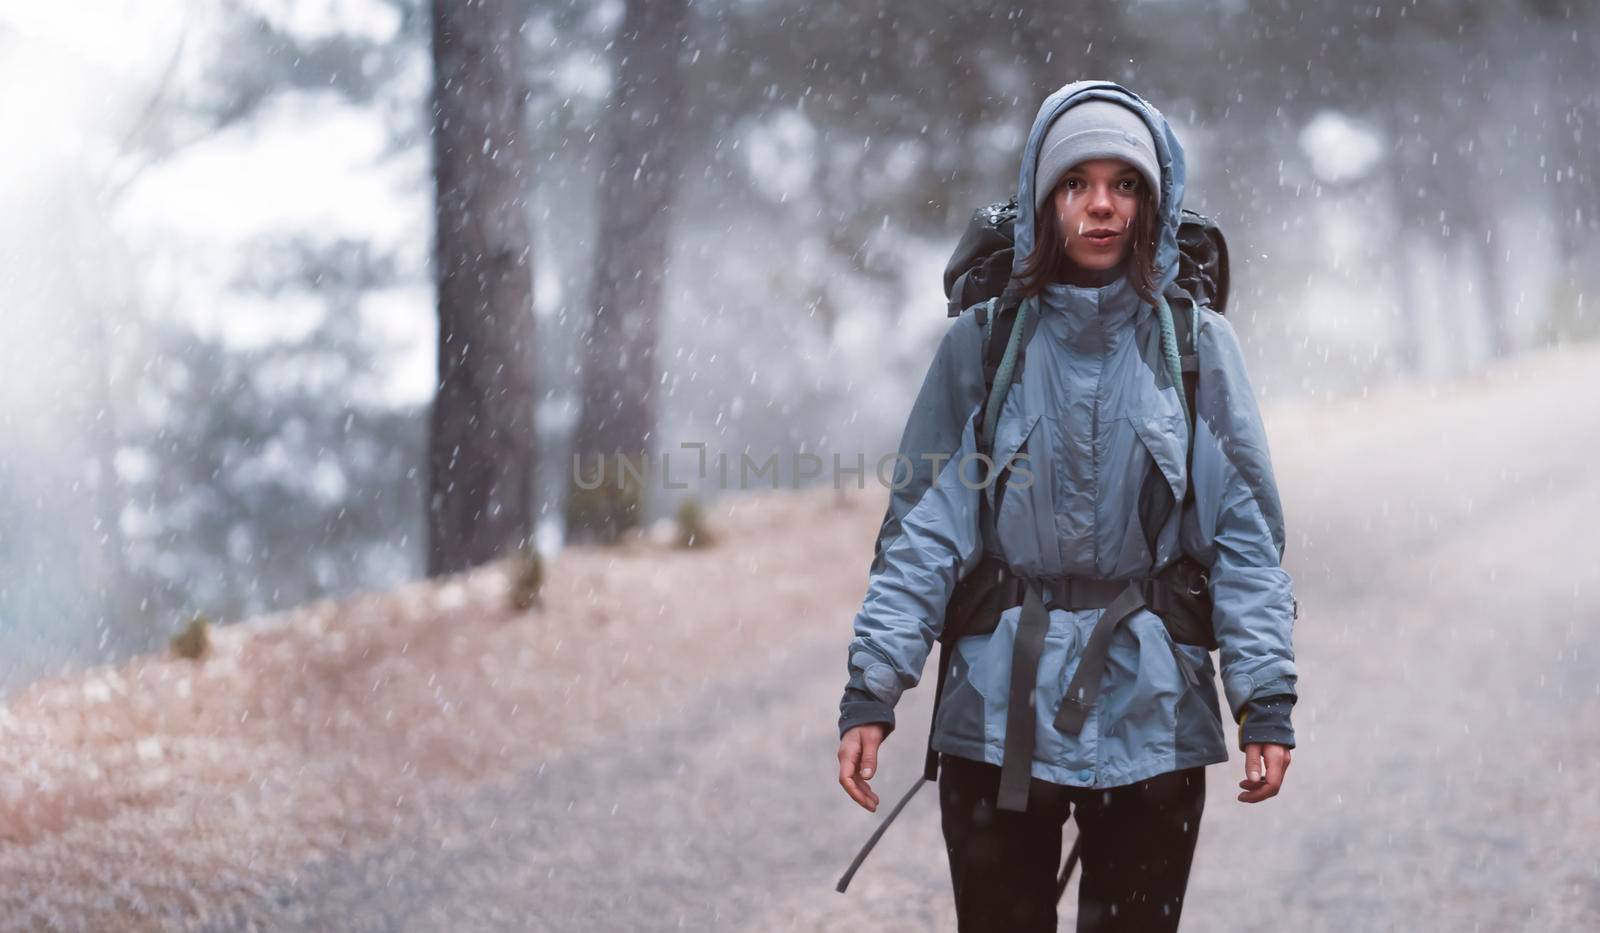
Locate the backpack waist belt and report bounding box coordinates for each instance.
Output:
[962,559,1209,636]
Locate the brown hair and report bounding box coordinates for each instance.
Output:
[1014,179,1161,307]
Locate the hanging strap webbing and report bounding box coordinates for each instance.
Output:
[833,767,932,893]
[996,581,1051,811]
[1053,582,1149,735]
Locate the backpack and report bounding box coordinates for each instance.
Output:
[834,197,1233,898]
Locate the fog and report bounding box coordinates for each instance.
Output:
[0,2,1595,926]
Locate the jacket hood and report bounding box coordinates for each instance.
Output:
[1011,80,1187,299]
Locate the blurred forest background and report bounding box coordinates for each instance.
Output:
[1,0,1594,690]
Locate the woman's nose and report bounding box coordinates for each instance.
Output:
[1087,185,1115,214]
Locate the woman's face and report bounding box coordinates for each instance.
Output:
[1048,158,1143,273]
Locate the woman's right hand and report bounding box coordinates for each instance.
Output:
[838,724,889,812]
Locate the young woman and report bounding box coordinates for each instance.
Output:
[835,81,1299,932]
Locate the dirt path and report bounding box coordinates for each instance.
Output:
[5,344,1599,932]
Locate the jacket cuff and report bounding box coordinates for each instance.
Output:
[1237,693,1296,750]
[839,686,896,740]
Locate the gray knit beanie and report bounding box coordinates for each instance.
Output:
[1034,100,1161,215]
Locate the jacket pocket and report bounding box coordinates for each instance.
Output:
[991,413,1061,578]
[1096,609,1186,770]
[936,630,1000,744]
[1129,413,1188,507]
[1164,615,1228,763]
[1153,616,1204,691]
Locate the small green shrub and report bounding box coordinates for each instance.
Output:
[675,497,715,549]
[171,615,211,661]
[565,451,648,545]
[508,541,545,611]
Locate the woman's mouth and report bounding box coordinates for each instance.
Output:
[1083,230,1121,248]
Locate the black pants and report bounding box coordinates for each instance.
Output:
[938,753,1205,933]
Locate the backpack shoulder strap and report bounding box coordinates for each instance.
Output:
[1163,284,1201,431]
[976,293,1034,457]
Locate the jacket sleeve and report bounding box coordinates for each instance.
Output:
[838,313,988,740]
[1185,309,1300,734]
[1238,694,1296,749]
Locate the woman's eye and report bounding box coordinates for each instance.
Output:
[1118,179,1138,191]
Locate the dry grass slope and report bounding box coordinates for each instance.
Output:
[0,485,880,930]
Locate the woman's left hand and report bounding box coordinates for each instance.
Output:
[1237,742,1291,803]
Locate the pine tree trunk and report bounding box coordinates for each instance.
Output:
[426,0,539,576]
[1465,191,1513,360]
[566,0,692,545]
[1379,108,1427,376]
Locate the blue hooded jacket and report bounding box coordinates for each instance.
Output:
[838,81,1299,788]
